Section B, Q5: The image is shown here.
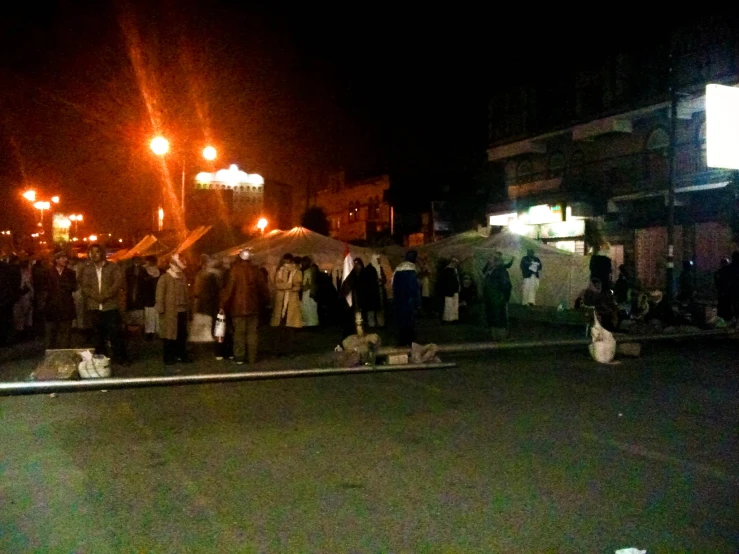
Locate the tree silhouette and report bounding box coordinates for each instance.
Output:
[301,206,330,236]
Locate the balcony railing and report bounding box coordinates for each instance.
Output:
[508,143,733,200]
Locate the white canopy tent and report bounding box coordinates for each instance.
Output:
[472,230,591,308]
[217,227,394,296]
[417,230,489,260]
[417,229,591,308]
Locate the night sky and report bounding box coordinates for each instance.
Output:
[0,5,702,237]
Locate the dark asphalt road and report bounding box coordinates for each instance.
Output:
[1,337,737,553]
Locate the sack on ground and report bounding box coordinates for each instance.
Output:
[189,313,214,343]
[589,316,616,364]
[33,349,94,380]
[410,343,441,364]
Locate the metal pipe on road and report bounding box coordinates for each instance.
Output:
[0,363,457,396]
[377,328,736,357]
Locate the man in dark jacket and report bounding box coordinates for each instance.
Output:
[520,248,542,306]
[715,257,732,321]
[44,250,78,349]
[140,256,161,340]
[125,256,146,327]
[219,249,269,365]
[392,250,421,346]
[440,258,461,322]
[0,253,21,346]
[590,246,613,292]
[79,244,127,363]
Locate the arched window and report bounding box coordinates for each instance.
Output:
[548,152,566,179]
[367,197,375,220]
[517,160,534,184]
[349,201,355,222]
[374,196,381,219]
[646,127,669,156]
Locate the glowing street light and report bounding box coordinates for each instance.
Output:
[203,145,217,161]
[22,190,36,202]
[33,201,51,224]
[69,214,83,234]
[150,136,170,156]
[257,217,268,235]
[89,235,98,242]
[149,137,219,228]
[51,195,60,204]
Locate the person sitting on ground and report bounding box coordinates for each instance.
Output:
[575,278,618,331]
[644,290,674,326]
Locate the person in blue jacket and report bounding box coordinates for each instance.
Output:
[392,250,421,346]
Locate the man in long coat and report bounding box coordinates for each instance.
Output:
[440,257,461,322]
[270,254,303,328]
[392,250,421,346]
[155,254,192,365]
[220,249,269,364]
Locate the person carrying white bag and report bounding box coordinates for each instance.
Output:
[190,255,222,344]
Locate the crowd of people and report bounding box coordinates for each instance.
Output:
[576,248,739,332]
[3,241,738,367]
[0,244,398,366]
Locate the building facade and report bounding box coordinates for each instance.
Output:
[187,164,292,232]
[312,173,392,242]
[486,20,739,291]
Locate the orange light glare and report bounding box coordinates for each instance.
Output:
[203,146,217,161]
[257,218,268,231]
[89,235,98,242]
[51,196,60,204]
[23,190,36,202]
[150,136,170,156]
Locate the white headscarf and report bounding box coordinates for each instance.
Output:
[370,254,382,274]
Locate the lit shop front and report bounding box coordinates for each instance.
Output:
[488,204,588,254]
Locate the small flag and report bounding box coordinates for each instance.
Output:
[341,244,353,307]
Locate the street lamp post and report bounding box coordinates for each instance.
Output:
[69,214,83,236]
[149,136,216,228]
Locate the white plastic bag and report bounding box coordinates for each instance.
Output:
[78,351,111,378]
[589,313,616,364]
[214,313,227,341]
[189,313,214,343]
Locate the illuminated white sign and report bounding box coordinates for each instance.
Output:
[539,219,585,239]
[489,212,517,226]
[706,84,739,170]
[196,164,264,187]
[527,204,563,225]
